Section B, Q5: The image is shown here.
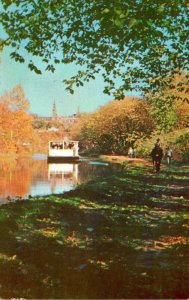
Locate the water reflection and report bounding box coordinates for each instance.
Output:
[0,155,120,205]
[48,163,79,193]
[89,161,109,166]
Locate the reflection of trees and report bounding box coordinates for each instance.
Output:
[0,156,48,198]
[29,159,48,182]
[78,162,122,185]
[0,157,122,200]
[0,156,31,198]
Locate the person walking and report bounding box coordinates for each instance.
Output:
[151,144,164,173]
[155,138,161,147]
[128,146,134,158]
[166,146,173,165]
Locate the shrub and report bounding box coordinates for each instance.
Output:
[175,132,189,161]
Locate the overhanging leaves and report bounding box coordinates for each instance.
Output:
[0,0,189,98]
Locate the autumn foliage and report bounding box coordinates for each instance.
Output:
[147,73,189,133]
[0,85,34,153]
[71,97,155,154]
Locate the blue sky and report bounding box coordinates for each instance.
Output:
[0,6,139,118]
[0,4,116,117]
[0,43,139,117]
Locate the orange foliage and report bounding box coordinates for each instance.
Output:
[0,85,34,153]
[70,97,155,154]
[32,130,65,154]
[0,84,30,112]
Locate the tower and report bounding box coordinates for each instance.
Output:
[77,105,81,117]
[52,100,57,121]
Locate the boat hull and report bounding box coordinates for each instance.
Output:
[47,156,80,163]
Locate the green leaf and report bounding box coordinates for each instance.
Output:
[147,20,153,26]
[102,8,110,14]
[56,240,64,245]
[115,19,125,29]
[128,18,137,28]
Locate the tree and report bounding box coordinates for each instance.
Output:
[1,0,188,98]
[32,118,47,130]
[0,84,30,112]
[12,110,34,147]
[0,102,15,151]
[0,85,34,152]
[74,97,155,154]
[147,73,189,132]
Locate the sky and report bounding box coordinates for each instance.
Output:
[0,45,115,117]
[0,2,139,119]
[0,36,140,118]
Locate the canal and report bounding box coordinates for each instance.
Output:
[0,154,120,205]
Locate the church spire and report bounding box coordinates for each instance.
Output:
[77,105,81,117]
[52,100,57,120]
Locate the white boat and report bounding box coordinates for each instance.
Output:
[47,140,79,162]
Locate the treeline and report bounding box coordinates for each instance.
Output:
[70,74,189,160]
[71,98,154,154]
[1,74,188,159]
[0,85,35,153]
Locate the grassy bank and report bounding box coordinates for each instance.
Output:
[0,160,188,299]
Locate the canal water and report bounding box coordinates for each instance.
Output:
[0,154,120,205]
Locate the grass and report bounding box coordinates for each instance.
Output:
[0,160,188,299]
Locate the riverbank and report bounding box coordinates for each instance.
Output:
[99,154,153,165]
[0,159,188,298]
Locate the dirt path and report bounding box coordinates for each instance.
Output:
[100,155,154,167]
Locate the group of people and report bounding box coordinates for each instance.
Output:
[151,138,173,173]
[127,139,173,173]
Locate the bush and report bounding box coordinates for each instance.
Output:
[135,130,189,161]
[175,132,189,161]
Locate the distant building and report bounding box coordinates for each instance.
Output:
[48,127,59,132]
[32,101,79,128]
